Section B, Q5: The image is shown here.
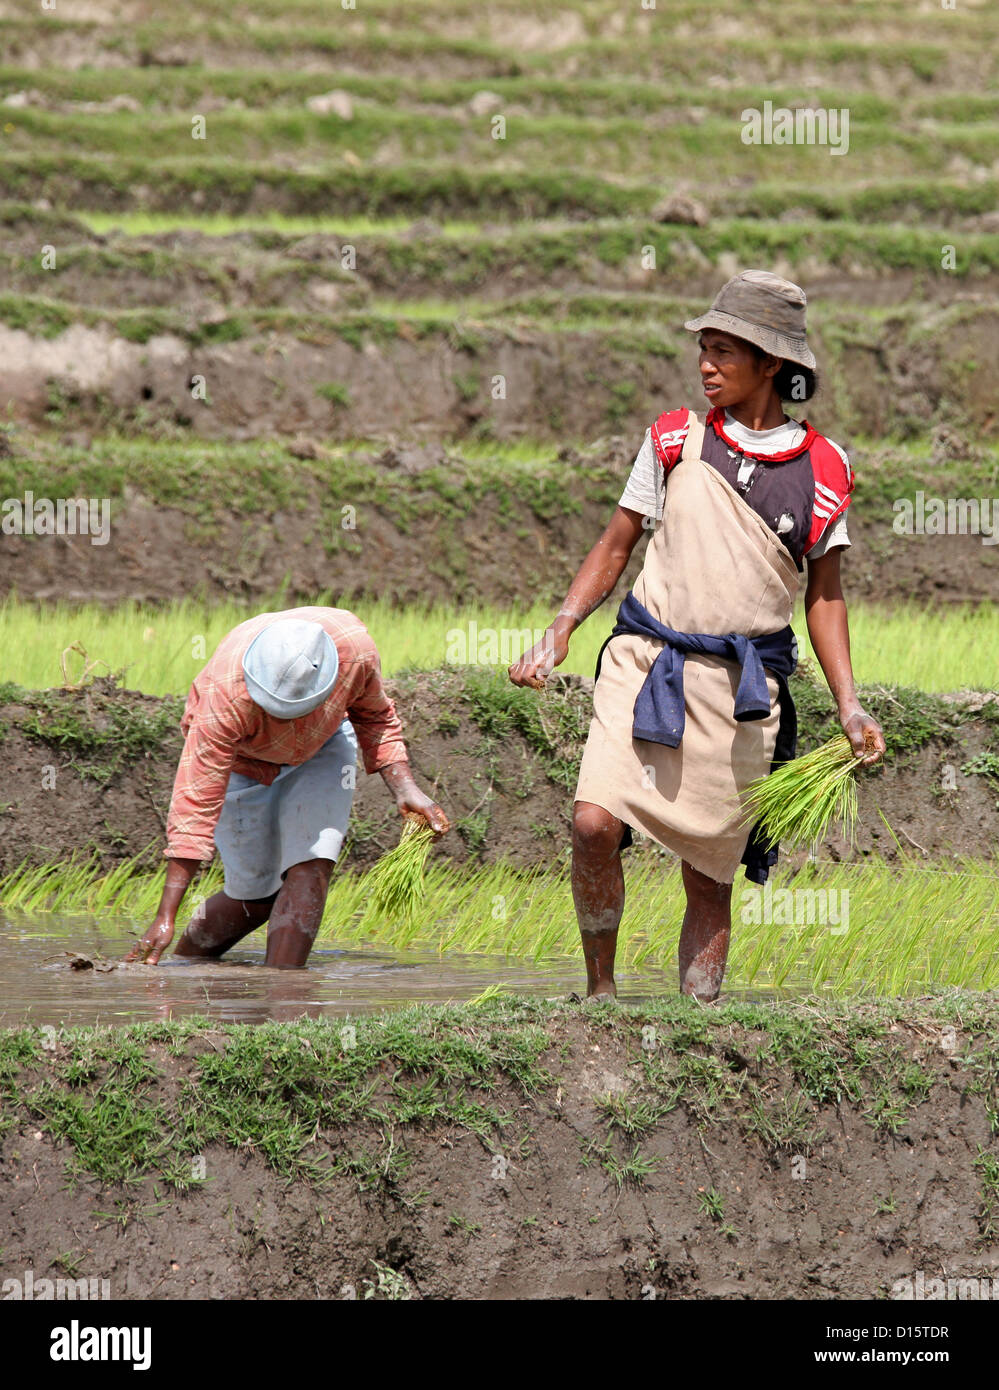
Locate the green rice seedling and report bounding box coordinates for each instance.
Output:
[698,1187,726,1221]
[467,983,511,1007]
[361,814,435,932]
[6,847,999,997]
[741,735,864,852]
[0,854,224,925]
[5,594,999,696]
[5,594,999,695]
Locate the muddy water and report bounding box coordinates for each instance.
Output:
[0,913,680,1027]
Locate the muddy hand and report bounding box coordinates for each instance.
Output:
[397,790,450,836]
[125,917,175,965]
[508,627,567,690]
[841,709,885,767]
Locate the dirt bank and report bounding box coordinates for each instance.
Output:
[2,996,998,1299]
[2,298,997,446]
[1,671,997,878]
[6,216,999,315]
[4,428,998,610]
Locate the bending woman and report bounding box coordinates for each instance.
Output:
[509,270,886,1002]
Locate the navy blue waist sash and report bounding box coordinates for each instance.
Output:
[593,590,798,885]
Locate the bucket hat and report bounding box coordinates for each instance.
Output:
[242,618,339,720]
[684,269,816,370]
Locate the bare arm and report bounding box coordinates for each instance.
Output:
[804,548,885,765]
[509,505,647,689]
[379,759,449,833]
[125,857,201,964]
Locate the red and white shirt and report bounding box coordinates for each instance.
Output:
[620,407,852,565]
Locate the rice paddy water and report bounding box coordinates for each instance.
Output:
[2,851,997,1023]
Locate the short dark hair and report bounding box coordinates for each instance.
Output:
[748,342,818,402]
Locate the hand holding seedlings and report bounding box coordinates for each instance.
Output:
[378,762,450,835]
[840,707,886,766]
[742,733,884,853]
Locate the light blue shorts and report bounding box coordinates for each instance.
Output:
[213,720,358,900]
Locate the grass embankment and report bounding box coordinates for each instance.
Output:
[5,0,998,46]
[1,995,998,1220]
[3,425,999,671]
[2,5,996,243]
[4,67,998,125]
[8,156,998,223]
[0,654,995,869]
[2,0,996,450]
[8,206,998,309]
[8,103,999,183]
[5,851,999,995]
[1,595,997,696]
[3,996,998,1297]
[6,273,996,354]
[3,3,995,88]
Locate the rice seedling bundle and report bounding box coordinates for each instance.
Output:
[742,734,870,851]
[361,813,435,929]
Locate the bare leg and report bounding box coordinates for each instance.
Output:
[572,801,625,999]
[264,858,334,969]
[174,890,277,958]
[678,860,733,1002]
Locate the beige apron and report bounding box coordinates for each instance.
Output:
[574,411,800,883]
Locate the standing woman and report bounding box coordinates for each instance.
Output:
[509,270,886,1002]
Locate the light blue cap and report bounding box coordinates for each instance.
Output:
[241,618,339,720]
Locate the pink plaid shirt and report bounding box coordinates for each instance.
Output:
[165,607,408,862]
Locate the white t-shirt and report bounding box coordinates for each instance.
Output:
[619,410,850,560]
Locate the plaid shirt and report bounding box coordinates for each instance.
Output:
[165,607,408,862]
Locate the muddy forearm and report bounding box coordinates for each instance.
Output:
[551,509,645,637]
[378,759,418,799]
[378,759,449,833]
[155,858,201,923]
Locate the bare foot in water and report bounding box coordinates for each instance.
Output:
[680,960,723,1004]
[681,983,724,1005]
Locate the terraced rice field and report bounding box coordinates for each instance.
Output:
[1,0,998,1308]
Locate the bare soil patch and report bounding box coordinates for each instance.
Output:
[2,1000,998,1299]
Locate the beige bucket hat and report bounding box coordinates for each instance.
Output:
[684,269,817,370]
